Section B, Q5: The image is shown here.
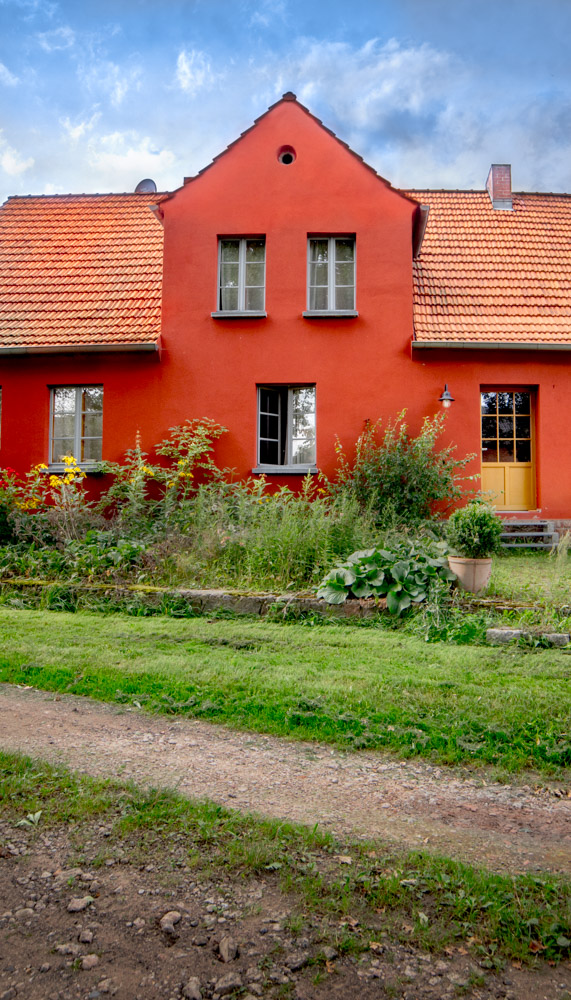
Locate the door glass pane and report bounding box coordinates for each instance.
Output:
[498,416,514,436]
[498,392,513,414]
[499,440,514,461]
[481,416,496,437]
[516,440,531,462]
[482,441,497,462]
[514,392,530,414]
[481,392,497,415]
[515,417,530,438]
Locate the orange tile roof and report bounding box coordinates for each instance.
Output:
[406,191,571,344]
[0,193,165,350]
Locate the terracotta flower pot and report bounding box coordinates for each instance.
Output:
[448,556,492,594]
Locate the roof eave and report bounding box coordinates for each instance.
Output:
[0,340,160,356]
[412,339,571,351]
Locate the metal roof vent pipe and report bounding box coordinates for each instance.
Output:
[486,164,512,210]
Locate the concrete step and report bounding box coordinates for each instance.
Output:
[499,519,559,551]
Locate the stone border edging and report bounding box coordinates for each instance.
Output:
[0,578,385,619]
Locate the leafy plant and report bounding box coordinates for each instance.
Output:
[447,502,504,559]
[317,537,455,614]
[327,411,475,527]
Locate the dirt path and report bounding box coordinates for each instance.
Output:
[1,683,570,876]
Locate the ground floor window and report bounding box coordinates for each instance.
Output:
[50,386,103,465]
[257,385,316,469]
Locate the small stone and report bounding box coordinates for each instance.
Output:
[67,896,93,913]
[284,952,308,971]
[81,954,99,970]
[160,910,182,937]
[322,946,338,961]
[218,935,239,962]
[55,943,81,956]
[40,963,51,973]
[15,907,34,919]
[1,989,17,1000]
[182,977,202,1000]
[192,935,209,947]
[97,980,112,994]
[79,929,94,944]
[247,988,263,998]
[404,966,417,978]
[133,917,145,929]
[214,971,243,996]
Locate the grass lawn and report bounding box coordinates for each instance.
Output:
[0,608,569,776]
[488,551,571,606]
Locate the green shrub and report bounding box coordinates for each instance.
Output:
[317,536,455,614]
[447,502,503,559]
[327,411,474,527]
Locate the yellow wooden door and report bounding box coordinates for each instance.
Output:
[480,390,535,510]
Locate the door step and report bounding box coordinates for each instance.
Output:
[500,520,559,551]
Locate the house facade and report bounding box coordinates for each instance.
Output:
[1,92,571,520]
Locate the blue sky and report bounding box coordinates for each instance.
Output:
[0,0,570,203]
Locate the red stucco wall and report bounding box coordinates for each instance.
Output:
[2,99,571,518]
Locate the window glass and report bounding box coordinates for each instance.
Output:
[308,237,355,311]
[51,387,103,464]
[258,386,315,467]
[219,238,265,311]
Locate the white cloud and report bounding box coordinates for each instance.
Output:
[249,0,287,28]
[79,60,142,108]
[0,132,34,175]
[0,62,18,86]
[176,49,214,96]
[60,111,101,142]
[37,25,75,51]
[87,130,175,190]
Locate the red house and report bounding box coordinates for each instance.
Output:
[1,92,570,522]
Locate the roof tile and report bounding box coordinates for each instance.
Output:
[0,193,165,349]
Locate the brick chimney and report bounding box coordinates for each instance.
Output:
[486,164,512,210]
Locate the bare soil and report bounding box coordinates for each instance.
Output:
[0,684,570,1000]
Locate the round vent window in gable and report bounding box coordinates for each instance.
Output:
[277,145,296,165]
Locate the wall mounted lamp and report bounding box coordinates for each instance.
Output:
[438,384,455,409]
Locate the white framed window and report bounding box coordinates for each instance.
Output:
[255,385,316,471]
[305,236,357,315]
[49,386,103,465]
[214,237,266,315]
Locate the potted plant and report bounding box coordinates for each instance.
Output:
[446,501,503,593]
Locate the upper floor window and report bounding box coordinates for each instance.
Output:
[255,385,316,472]
[306,237,356,314]
[216,238,266,315]
[50,386,103,465]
